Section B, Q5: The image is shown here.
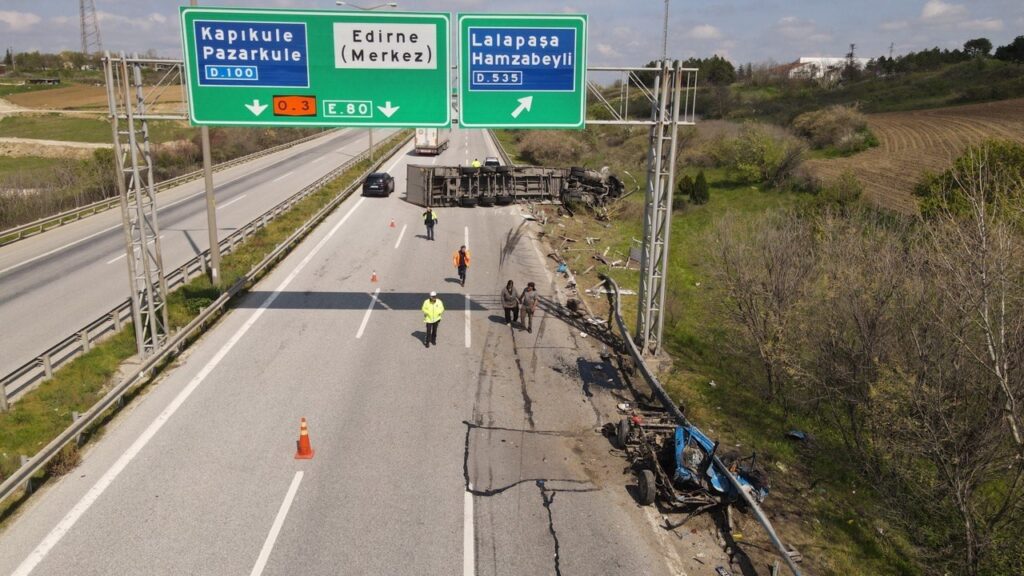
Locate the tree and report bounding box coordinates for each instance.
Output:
[964,37,993,58]
[3,49,11,67]
[691,171,709,204]
[995,36,1024,63]
[676,174,694,198]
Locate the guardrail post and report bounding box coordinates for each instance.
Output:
[111,310,122,331]
[72,411,84,446]
[42,354,53,379]
[20,455,33,494]
[0,386,7,411]
[80,330,91,353]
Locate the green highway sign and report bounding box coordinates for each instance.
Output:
[179,7,450,127]
[457,13,587,129]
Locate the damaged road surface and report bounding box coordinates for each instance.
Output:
[0,127,729,576]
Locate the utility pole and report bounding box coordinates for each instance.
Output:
[191,0,221,286]
[79,0,103,55]
[661,0,670,64]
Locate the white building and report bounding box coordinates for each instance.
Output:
[789,57,871,80]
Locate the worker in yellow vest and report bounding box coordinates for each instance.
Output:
[421,291,445,348]
[471,158,481,168]
[452,245,471,287]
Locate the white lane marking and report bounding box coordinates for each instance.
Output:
[310,156,324,163]
[249,471,304,576]
[272,170,294,183]
[10,197,367,576]
[464,226,469,249]
[217,194,247,210]
[394,224,407,249]
[465,293,471,349]
[105,235,165,265]
[464,488,475,576]
[383,143,410,174]
[356,287,381,339]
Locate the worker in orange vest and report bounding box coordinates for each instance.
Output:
[452,245,471,287]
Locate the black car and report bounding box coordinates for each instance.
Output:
[362,172,394,197]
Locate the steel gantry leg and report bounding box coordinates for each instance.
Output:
[104,53,169,358]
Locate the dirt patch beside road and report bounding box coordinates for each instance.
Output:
[0,137,110,160]
[804,98,1024,214]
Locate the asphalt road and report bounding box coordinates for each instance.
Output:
[0,128,393,380]
[0,127,725,575]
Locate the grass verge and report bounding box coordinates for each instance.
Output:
[0,156,61,178]
[0,134,405,522]
[0,115,193,144]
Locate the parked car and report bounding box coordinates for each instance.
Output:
[484,156,501,168]
[362,172,394,197]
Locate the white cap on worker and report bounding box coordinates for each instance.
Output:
[430,291,437,297]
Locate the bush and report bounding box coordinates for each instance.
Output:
[915,139,1024,218]
[793,105,868,148]
[518,131,587,165]
[691,171,710,204]
[819,170,863,207]
[705,123,805,186]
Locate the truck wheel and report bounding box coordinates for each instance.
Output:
[637,469,656,506]
[460,196,478,208]
[615,417,631,448]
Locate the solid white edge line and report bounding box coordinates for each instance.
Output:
[464,488,475,576]
[217,194,247,210]
[271,170,294,183]
[10,196,366,576]
[249,471,304,576]
[355,287,381,339]
[394,224,407,249]
[465,293,471,349]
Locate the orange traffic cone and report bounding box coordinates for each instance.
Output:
[295,417,314,459]
[389,218,396,228]
[371,270,378,283]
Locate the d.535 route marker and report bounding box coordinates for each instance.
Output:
[458,13,587,129]
[179,7,450,127]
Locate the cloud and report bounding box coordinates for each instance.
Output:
[96,11,167,31]
[0,10,42,31]
[921,0,967,22]
[688,24,722,40]
[880,20,909,31]
[773,16,832,43]
[959,18,1003,31]
[595,43,621,58]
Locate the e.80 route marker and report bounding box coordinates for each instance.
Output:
[179,7,451,127]
[458,13,587,129]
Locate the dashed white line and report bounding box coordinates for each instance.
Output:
[394,224,407,249]
[356,287,381,339]
[249,471,304,576]
[465,293,471,349]
[9,197,367,576]
[105,235,164,264]
[310,156,324,163]
[464,226,469,249]
[272,170,294,183]
[217,194,247,210]
[383,143,410,174]
[464,488,475,575]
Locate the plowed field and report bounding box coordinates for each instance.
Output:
[804,98,1024,213]
[6,84,186,113]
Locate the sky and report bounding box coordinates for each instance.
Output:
[0,0,1022,66]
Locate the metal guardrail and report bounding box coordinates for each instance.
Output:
[0,132,411,504]
[487,129,515,167]
[0,131,332,246]
[602,275,803,576]
[1,132,411,407]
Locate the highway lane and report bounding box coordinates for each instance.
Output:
[0,128,393,380]
[0,127,716,575]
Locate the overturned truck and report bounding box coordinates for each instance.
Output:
[405,164,625,208]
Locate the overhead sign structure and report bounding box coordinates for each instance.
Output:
[458,13,587,129]
[179,7,451,127]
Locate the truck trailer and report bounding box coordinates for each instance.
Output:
[414,128,450,155]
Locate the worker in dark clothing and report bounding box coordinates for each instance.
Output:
[500,280,520,326]
[423,206,438,241]
[422,291,444,348]
[452,245,471,287]
[519,282,539,333]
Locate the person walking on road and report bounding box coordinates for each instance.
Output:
[422,291,444,348]
[501,280,520,326]
[423,206,438,241]
[520,282,539,333]
[453,245,471,287]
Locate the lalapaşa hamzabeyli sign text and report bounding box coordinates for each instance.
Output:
[458,13,587,129]
[179,7,450,127]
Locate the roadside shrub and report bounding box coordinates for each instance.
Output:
[44,444,81,477]
[706,123,805,187]
[518,131,586,165]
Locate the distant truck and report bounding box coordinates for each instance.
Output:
[414,128,450,155]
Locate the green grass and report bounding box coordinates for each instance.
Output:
[0,156,61,178]
[0,133,405,518]
[0,115,194,144]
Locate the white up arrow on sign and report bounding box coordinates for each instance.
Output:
[510,96,533,118]
[377,101,400,118]
[244,99,268,116]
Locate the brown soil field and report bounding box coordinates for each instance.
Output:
[7,84,186,113]
[804,98,1024,213]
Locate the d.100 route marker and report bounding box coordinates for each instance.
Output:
[179,7,450,127]
[458,13,587,129]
